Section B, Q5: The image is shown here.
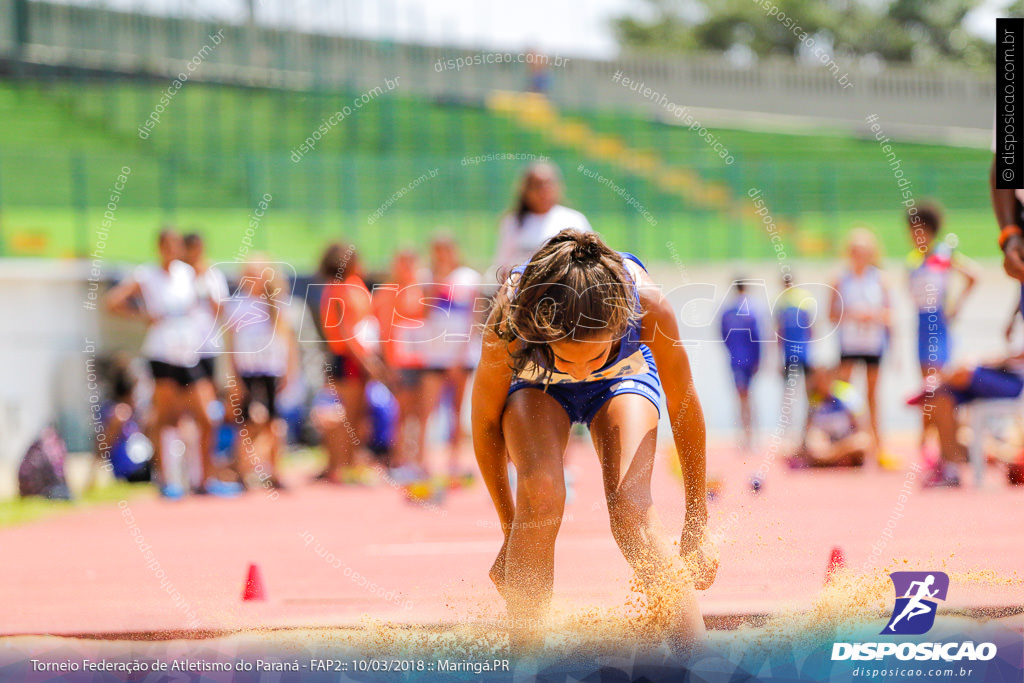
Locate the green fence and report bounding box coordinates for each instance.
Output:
[0,80,995,270]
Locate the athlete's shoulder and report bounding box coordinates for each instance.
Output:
[343,274,369,292]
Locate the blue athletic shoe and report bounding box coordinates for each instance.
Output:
[198,478,243,497]
[160,483,186,500]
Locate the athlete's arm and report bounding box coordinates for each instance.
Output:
[828,279,842,326]
[278,313,300,393]
[947,254,979,322]
[636,271,717,589]
[104,277,150,323]
[471,290,516,535]
[877,274,893,327]
[991,159,1024,280]
[1006,298,1021,342]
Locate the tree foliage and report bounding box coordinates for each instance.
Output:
[612,0,993,67]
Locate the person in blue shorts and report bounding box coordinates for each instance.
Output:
[776,273,814,393]
[906,203,978,370]
[914,348,1024,487]
[906,202,978,458]
[720,279,763,451]
[472,229,715,652]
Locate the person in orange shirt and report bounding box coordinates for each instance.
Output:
[373,249,432,477]
[317,242,386,483]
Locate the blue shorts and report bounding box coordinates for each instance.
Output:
[730,362,758,392]
[917,310,949,368]
[950,367,1024,405]
[507,345,662,427]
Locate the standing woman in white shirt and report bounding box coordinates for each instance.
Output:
[422,234,483,475]
[226,260,297,491]
[493,162,593,272]
[106,230,237,497]
[829,228,892,464]
[183,233,229,428]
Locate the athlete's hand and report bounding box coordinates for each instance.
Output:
[680,523,718,591]
[1003,234,1024,282]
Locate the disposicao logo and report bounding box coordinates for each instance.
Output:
[831,571,997,662]
[883,571,948,635]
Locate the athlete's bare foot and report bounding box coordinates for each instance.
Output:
[489,539,510,602]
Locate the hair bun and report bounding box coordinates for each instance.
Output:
[571,236,602,261]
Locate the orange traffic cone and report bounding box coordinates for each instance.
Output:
[242,563,267,601]
[825,546,846,584]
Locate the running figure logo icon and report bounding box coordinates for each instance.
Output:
[882,571,949,635]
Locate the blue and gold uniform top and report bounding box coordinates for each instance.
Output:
[776,286,814,365]
[907,241,953,313]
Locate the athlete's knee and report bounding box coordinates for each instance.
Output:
[516,471,565,522]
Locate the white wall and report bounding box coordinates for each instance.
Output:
[0,259,99,468]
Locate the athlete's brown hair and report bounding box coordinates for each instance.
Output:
[491,228,638,379]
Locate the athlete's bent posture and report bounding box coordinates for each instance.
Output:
[472,229,716,651]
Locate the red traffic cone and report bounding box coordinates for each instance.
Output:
[242,563,267,601]
[825,546,846,584]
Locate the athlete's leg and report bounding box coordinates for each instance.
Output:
[824,431,870,467]
[865,362,882,454]
[186,379,216,481]
[500,387,571,648]
[417,370,447,473]
[590,393,705,650]
[837,357,855,383]
[394,372,422,470]
[919,364,937,452]
[148,379,183,484]
[738,386,752,450]
[335,376,366,472]
[446,367,471,471]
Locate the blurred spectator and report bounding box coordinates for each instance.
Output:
[776,273,813,390]
[422,234,482,476]
[92,353,153,487]
[317,242,384,482]
[788,366,870,468]
[829,228,892,466]
[525,49,552,94]
[105,229,239,498]
[224,259,297,491]
[912,351,1024,488]
[720,279,763,451]
[905,203,978,460]
[182,232,229,425]
[493,162,592,273]
[374,249,431,477]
